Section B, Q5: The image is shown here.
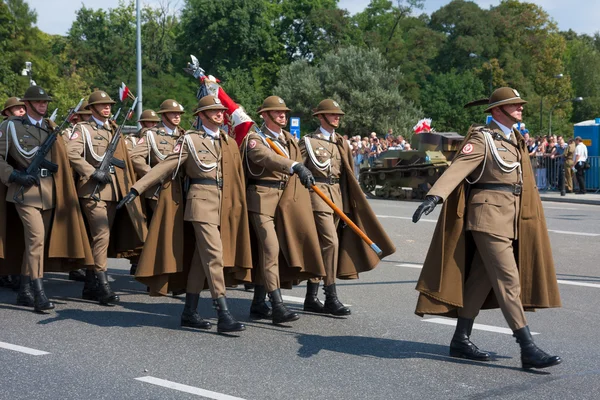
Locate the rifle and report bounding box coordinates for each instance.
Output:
[49,108,58,122]
[13,98,85,204]
[111,107,121,123]
[90,97,138,202]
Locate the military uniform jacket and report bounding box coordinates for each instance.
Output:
[428,122,521,239]
[67,118,121,201]
[0,116,56,209]
[133,127,225,225]
[564,142,576,167]
[299,129,348,213]
[131,123,183,200]
[244,126,295,217]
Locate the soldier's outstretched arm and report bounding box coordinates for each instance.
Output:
[247,135,295,174]
[131,138,189,196]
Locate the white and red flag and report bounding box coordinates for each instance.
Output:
[413,118,432,134]
[119,82,135,102]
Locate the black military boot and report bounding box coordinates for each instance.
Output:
[513,326,562,369]
[303,281,325,313]
[323,283,351,316]
[214,297,245,333]
[181,293,211,329]
[31,278,54,313]
[249,285,272,319]
[269,289,299,324]
[95,271,120,305]
[10,275,20,291]
[16,275,34,307]
[82,269,98,301]
[449,318,491,361]
[68,269,86,282]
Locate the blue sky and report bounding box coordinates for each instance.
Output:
[30,0,599,36]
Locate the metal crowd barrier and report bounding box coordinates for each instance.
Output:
[529,155,600,192]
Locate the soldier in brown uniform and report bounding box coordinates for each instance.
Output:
[67,90,146,306]
[2,97,26,119]
[0,86,95,312]
[0,97,26,289]
[413,87,562,370]
[300,99,396,316]
[242,95,323,324]
[563,138,576,193]
[124,109,160,152]
[130,101,185,213]
[119,95,249,333]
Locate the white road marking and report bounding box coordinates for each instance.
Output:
[377,215,437,223]
[547,230,600,237]
[396,263,423,269]
[0,341,50,356]
[544,206,578,210]
[282,295,351,307]
[422,318,539,335]
[396,264,600,289]
[557,280,600,288]
[135,376,246,400]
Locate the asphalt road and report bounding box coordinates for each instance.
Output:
[1,199,599,400]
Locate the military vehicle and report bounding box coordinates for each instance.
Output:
[358,131,464,200]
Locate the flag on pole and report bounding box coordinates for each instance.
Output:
[119,82,135,102]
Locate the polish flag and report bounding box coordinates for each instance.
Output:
[413,118,432,134]
[202,76,254,147]
[119,82,134,102]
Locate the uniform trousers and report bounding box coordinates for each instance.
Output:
[250,212,280,292]
[81,199,117,272]
[312,211,340,286]
[189,222,226,299]
[14,204,53,279]
[564,161,574,192]
[458,231,527,331]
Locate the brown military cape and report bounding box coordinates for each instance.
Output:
[107,139,147,258]
[415,126,561,316]
[241,127,326,288]
[0,132,94,274]
[135,132,253,296]
[334,135,396,278]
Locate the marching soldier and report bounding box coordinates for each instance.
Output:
[563,138,576,194]
[130,101,185,213]
[0,97,26,289]
[412,87,562,370]
[300,99,395,315]
[118,95,252,334]
[124,109,160,152]
[67,90,146,306]
[241,96,325,324]
[0,86,94,312]
[2,97,26,120]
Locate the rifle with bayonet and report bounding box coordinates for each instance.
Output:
[13,98,85,204]
[90,97,138,202]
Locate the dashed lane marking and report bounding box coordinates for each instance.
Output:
[282,295,351,307]
[397,264,600,289]
[135,376,246,400]
[377,215,600,237]
[0,341,50,356]
[422,318,539,335]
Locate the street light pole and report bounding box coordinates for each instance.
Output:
[539,73,564,133]
[549,96,583,135]
[469,53,492,93]
[136,0,143,124]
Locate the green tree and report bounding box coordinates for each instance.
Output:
[275,46,421,138]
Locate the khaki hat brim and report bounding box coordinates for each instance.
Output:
[312,110,345,116]
[484,98,527,112]
[156,110,185,114]
[86,100,116,108]
[194,105,228,115]
[258,107,291,114]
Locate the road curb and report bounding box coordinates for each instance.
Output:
[539,195,600,205]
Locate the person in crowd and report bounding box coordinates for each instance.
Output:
[574,136,588,194]
[563,138,576,193]
[551,135,567,195]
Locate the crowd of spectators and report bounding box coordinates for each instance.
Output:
[343,129,412,178]
[524,131,570,190]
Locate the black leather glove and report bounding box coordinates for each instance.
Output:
[117,188,138,210]
[8,170,37,187]
[91,169,113,184]
[292,163,316,189]
[412,195,442,223]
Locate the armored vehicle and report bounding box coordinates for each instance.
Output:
[359,131,464,199]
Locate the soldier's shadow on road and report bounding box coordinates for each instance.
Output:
[295,334,543,373]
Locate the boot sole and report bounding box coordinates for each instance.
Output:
[303,305,326,313]
[249,312,272,319]
[449,349,491,361]
[522,358,562,370]
[273,315,300,324]
[217,327,246,333]
[181,322,212,330]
